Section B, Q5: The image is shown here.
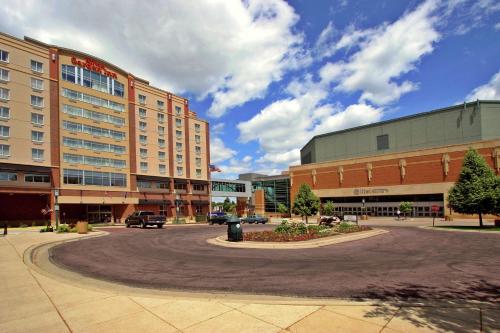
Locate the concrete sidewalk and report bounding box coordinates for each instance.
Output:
[1,231,497,333]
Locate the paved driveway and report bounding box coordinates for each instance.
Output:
[50,225,500,301]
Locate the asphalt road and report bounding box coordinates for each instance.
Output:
[50,225,500,301]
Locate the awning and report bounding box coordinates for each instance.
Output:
[138,199,172,205]
[174,179,188,184]
[192,200,210,205]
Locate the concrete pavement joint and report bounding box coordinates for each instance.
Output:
[128,297,183,332]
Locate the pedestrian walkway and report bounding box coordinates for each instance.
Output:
[0,230,497,332]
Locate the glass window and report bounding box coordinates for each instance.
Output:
[62,104,125,126]
[139,135,147,144]
[157,100,164,109]
[31,60,43,73]
[195,146,201,155]
[31,95,44,107]
[0,171,16,181]
[196,157,201,167]
[0,68,9,81]
[159,164,166,174]
[139,108,146,118]
[195,135,201,144]
[24,173,50,183]
[113,81,124,97]
[158,126,165,136]
[139,121,147,131]
[61,65,76,83]
[0,88,9,100]
[140,148,147,158]
[140,162,148,172]
[195,123,201,133]
[176,130,182,139]
[138,94,146,104]
[0,107,9,119]
[175,118,182,127]
[174,182,186,190]
[157,182,169,189]
[193,184,205,191]
[377,134,389,150]
[176,154,183,162]
[0,125,9,137]
[177,167,183,176]
[31,113,44,125]
[31,130,44,142]
[31,78,44,90]
[62,88,124,112]
[157,112,165,123]
[176,142,182,151]
[0,50,9,63]
[158,151,165,161]
[137,180,151,188]
[158,138,165,148]
[32,148,44,161]
[0,144,10,157]
[196,169,202,177]
[175,105,182,115]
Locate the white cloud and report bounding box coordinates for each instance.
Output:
[320,0,440,105]
[465,71,500,101]
[214,158,253,180]
[211,123,225,136]
[210,137,236,164]
[495,22,500,30]
[0,0,304,118]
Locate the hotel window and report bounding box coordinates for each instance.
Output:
[137,180,151,188]
[140,162,148,172]
[174,182,186,190]
[63,169,126,187]
[138,94,146,104]
[159,164,166,174]
[139,135,147,145]
[32,148,44,161]
[0,144,10,157]
[195,157,201,167]
[139,108,146,118]
[177,166,183,176]
[176,142,182,152]
[196,169,202,177]
[175,118,182,128]
[158,126,165,136]
[113,81,124,98]
[158,151,166,161]
[175,105,182,115]
[0,107,9,119]
[157,112,165,123]
[157,100,164,109]
[176,154,183,163]
[140,148,147,158]
[30,95,44,108]
[176,130,182,139]
[0,50,9,63]
[25,174,50,183]
[31,78,44,90]
[195,146,201,156]
[139,121,147,131]
[31,130,44,142]
[62,121,125,140]
[0,68,9,82]
[31,60,43,73]
[61,88,124,112]
[0,171,16,181]
[0,125,9,138]
[157,182,169,189]
[377,134,389,150]
[0,88,9,100]
[62,65,76,82]
[31,113,44,125]
[193,184,204,191]
[62,104,125,126]
[195,123,201,133]
[195,135,201,144]
[158,138,165,148]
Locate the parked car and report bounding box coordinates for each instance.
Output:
[208,212,228,225]
[125,211,166,228]
[241,215,268,224]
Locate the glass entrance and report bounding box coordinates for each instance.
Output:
[87,205,112,223]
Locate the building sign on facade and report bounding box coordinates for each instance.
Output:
[353,188,389,195]
[71,56,117,79]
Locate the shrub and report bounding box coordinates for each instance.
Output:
[40,225,53,233]
[87,224,93,232]
[274,220,308,235]
[70,227,78,233]
[57,224,70,233]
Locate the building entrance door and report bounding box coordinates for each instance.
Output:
[87,205,112,223]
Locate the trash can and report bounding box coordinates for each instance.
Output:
[226,216,243,242]
[76,221,88,234]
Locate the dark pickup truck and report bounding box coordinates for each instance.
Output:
[125,211,166,228]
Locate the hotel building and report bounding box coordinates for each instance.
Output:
[290,101,500,218]
[0,32,210,225]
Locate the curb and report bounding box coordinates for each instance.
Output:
[420,226,500,234]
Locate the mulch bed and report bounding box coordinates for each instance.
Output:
[243,225,371,242]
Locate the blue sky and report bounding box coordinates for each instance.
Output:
[1,0,499,179]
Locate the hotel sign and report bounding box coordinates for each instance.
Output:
[353,188,389,195]
[71,56,118,79]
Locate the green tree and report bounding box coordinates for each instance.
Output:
[322,201,335,216]
[292,184,320,223]
[448,148,499,227]
[222,197,233,213]
[399,201,413,218]
[277,203,289,215]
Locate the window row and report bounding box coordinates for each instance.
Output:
[0,88,44,107]
[139,162,167,174]
[63,169,126,187]
[0,172,50,183]
[61,64,124,97]
[139,149,168,160]
[63,120,126,140]
[63,153,126,168]
[0,126,45,142]
[0,145,45,161]
[62,88,124,112]
[138,122,166,136]
[63,137,126,154]
[63,104,125,126]
[0,51,43,73]
[137,180,170,189]
[0,69,44,91]
[139,135,165,147]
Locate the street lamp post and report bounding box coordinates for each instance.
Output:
[361,198,365,224]
[175,192,180,224]
[54,189,59,229]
